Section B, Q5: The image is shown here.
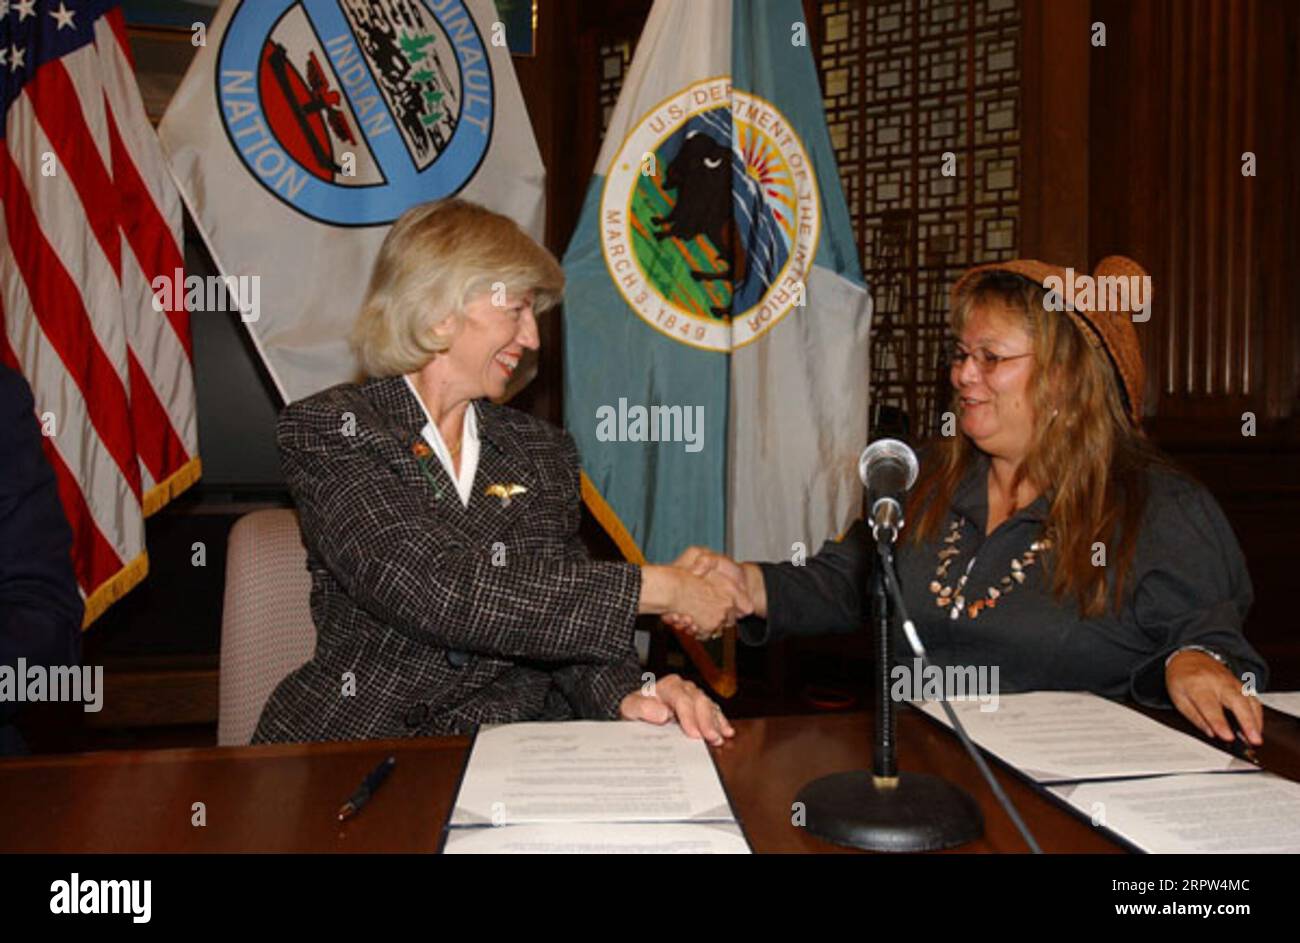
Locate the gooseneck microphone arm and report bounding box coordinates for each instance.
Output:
[876,540,1043,854]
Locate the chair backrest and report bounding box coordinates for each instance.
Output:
[218,509,316,746]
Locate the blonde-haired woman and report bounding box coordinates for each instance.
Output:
[254,199,748,745]
[668,257,1268,747]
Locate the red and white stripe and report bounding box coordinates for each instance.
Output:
[0,5,199,624]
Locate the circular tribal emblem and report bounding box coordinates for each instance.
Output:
[219,0,494,227]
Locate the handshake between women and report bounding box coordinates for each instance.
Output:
[646,547,766,640]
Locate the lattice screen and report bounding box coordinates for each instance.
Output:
[817,0,1021,438]
[597,39,634,140]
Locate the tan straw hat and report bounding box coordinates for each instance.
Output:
[950,256,1150,426]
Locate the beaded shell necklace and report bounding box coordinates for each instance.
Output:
[930,517,1053,620]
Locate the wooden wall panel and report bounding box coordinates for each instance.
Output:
[1019,0,1090,264]
[1089,0,1300,441]
[1086,0,1300,686]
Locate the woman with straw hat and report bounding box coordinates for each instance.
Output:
[668,256,1268,746]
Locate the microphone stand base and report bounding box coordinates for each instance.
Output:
[796,770,984,852]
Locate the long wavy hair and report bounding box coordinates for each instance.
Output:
[906,271,1171,618]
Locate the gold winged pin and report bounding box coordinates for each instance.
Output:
[484,483,528,507]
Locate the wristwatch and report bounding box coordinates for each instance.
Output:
[1165,644,1228,669]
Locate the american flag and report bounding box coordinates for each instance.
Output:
[0,0,199,626]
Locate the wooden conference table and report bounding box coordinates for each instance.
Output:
[3,705,1299,853]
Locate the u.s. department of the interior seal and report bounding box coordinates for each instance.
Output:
[600,76,820,352]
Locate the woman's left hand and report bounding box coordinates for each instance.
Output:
[1166,650,1263,746]
[618,673,735,746]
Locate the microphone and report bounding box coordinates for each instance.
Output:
[858,438,919,543]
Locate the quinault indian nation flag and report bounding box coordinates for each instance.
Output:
[160,0,544,403]
[564,0,871,572]
[1,0,199,626]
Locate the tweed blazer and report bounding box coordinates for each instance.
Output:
[252,376,644,744]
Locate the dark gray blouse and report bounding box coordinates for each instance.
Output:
[742,452,1268,706]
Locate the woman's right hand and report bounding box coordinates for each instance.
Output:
[1166,650,1264,746]
[662,547,767,638]
[672,568,753,639]
[638,564,751,638]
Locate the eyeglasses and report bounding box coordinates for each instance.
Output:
[947,342,1032,373]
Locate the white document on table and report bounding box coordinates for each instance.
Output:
[1260,691,1300,720]
[443,821,751,854]
[448,721,737,826]
[1049,772,1300,853]
[913,691,1256,782]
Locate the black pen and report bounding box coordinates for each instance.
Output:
[338,755,397,821]
[1224,711,1261,765]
